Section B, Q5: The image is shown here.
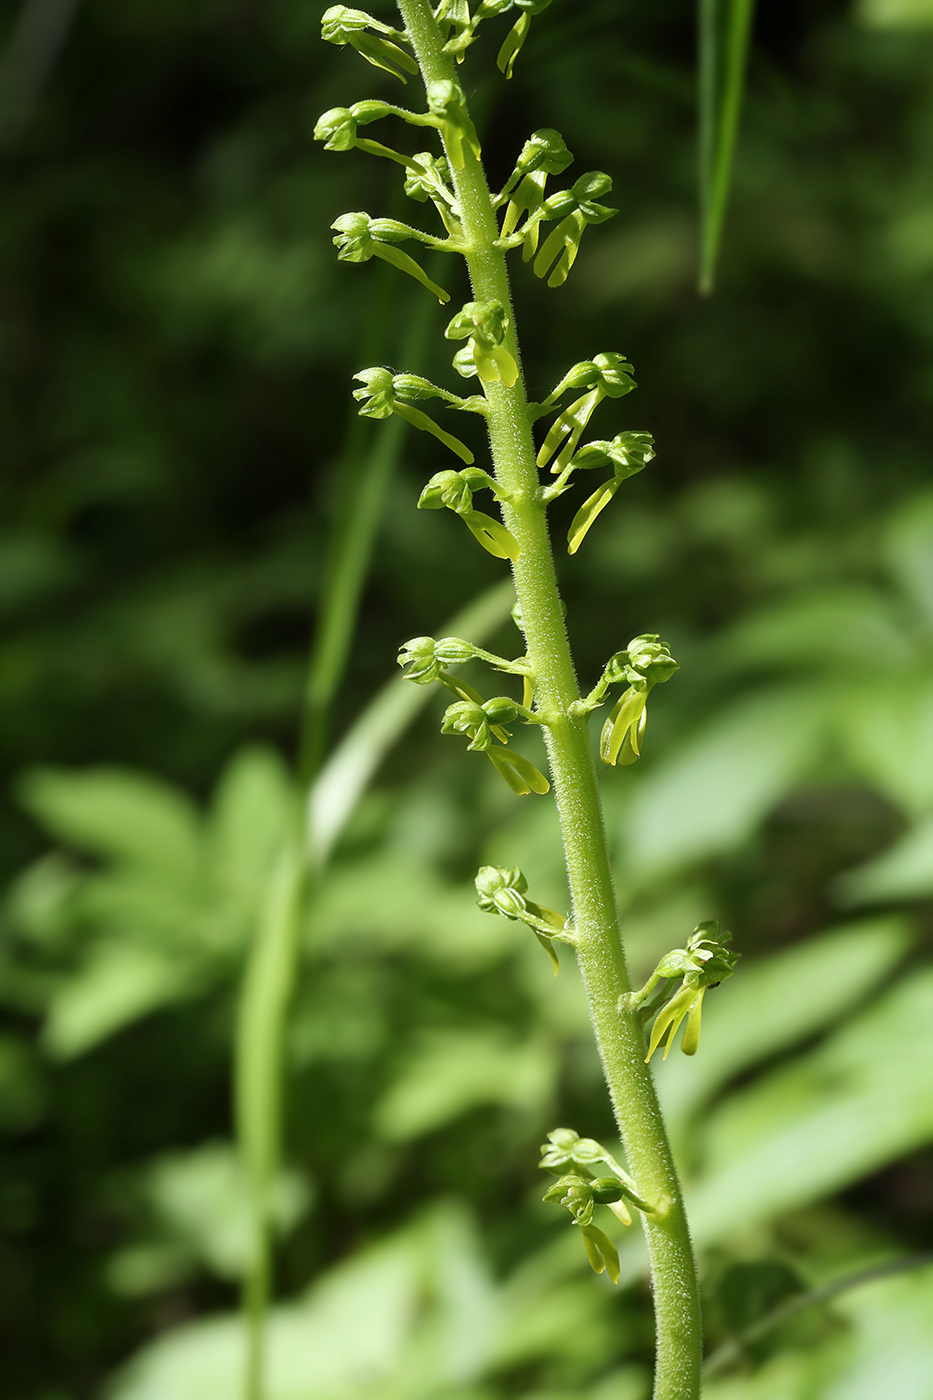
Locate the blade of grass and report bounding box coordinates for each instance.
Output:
[698,0,755,294]
[235,847,304,1400]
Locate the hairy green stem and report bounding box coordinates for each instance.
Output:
[395,3,703,1395]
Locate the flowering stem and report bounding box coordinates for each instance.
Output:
[395,2,703,1395]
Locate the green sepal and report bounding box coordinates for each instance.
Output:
[580,1223,621,1284]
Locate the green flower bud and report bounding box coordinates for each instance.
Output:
[426,78,481,168]
[571,431,655,478]
[655,947,692,979]
[570,1137,607,1167]
[417,469,472,514]
[473,0,514,19]
[314,106,357,151]
[483,695,520,725]
[625,634,679,685]
[352,366,395,417]
[397,636,442,683]
[475,864,529,919]
[391,373,437,402]
[321,5,418,83]
[322,5,371,40]
[332,211,377,262]
[348,99,395,125]
[515,127,573,177]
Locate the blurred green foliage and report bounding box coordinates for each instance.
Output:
[3,0,933,1397]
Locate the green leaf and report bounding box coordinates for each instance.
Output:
[689,969,933,1245]
[17,767,202,882]
[373,1030,556,1141]
[43,942,196,1059]
[133,1143,310,1284]
[622,687,828,875]
[698,0,755,293]
[838,672,933,817]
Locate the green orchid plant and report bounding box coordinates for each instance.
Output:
[316,5,739,1397]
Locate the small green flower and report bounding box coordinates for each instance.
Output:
[498,128,573,256]
[537,353,636,476]
[353,368,474,461]
[634,921,739,1062]
[532,171,617,287]
[332,213,451,303]
[445,301,519,387]
[417,469,521,560]
[474,864,568,967]
[598,635,679,766]
[563,431,656,548]
[441,709,549,797]
[321,5,419,83]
